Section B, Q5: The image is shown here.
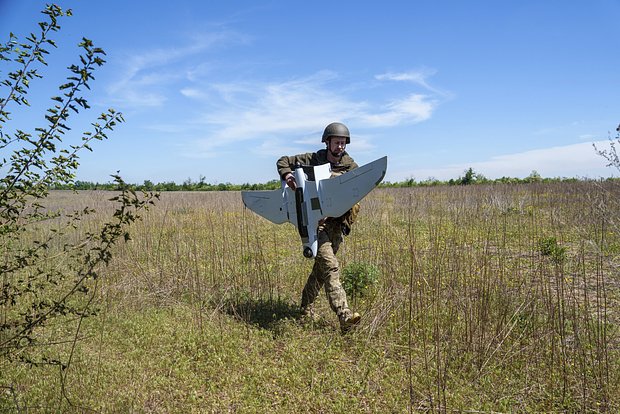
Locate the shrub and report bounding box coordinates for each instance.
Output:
[342,262,379,300]
[0,4,156,367]
[538,236,566,264]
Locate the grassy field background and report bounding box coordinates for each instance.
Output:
[1,182,619,412]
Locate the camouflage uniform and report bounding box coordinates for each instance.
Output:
[277,149,360,326]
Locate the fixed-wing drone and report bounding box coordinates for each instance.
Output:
[241,156,387,258]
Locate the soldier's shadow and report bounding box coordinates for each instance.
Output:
[222,296,301,333]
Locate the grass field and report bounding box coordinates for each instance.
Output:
[1,182,619,412]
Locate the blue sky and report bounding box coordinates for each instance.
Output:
[1,0,619,184]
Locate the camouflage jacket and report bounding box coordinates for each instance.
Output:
[276,149,360,232]
[276,149,358,179]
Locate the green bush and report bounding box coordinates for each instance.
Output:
[0,4,156,367]
[538,236,567,264]
[342,262,379,300]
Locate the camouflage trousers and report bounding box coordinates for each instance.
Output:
[300,222,350,319]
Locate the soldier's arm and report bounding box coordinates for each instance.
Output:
[276,153,314,179]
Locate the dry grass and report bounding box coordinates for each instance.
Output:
[1,182,619,412]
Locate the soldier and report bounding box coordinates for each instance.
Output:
[276,122,362,333]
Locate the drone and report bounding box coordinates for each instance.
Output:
[241,156,387,258]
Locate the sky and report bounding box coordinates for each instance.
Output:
[1,0,619,184]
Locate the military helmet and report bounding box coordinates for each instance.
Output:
[321,122,350,144]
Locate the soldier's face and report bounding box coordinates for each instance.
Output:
[329,137,347,157]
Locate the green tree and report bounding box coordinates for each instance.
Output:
[0,4,156,367]
[458,167,478,185]
[143,179,154,191]
[525,170,542,183]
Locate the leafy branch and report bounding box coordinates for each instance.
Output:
[0,4,157,368]
[594,124,620,173]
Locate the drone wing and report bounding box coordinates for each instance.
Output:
[319,156,387,218]
[241,185,295,225]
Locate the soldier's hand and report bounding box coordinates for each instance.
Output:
[285,173,297,190]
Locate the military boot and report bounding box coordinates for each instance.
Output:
[339,309,361,333]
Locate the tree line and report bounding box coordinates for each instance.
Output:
[46,168,618,192]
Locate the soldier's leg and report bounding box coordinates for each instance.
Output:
[300,260,324,315]
[320,225,360,332]
[316,226,349,317]
[301,227,332,315]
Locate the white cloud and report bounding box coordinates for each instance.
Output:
[188,72,364,152]
[204,75,357,138]
[376,68,449,97]
[180,88,205,99]
[359,94,436,126]
[186,71,442,157]
[377,69,432,83]
[399,141,618,181]
[107,31,246,108]
[106,32,445,158]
